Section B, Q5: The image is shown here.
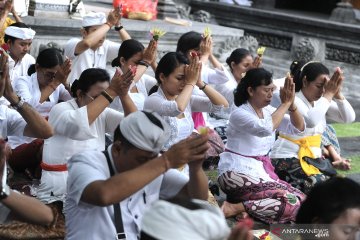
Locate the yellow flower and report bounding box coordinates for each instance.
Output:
[150,28,166,41]
[257,46,266,56]
[203,26,212,38]
[197,126,208,135]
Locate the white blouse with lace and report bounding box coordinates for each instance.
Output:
[8,73,72,148]
[218,101,303,178]
[144,87,224,150]
[110,74,157,112]
[270,90,356,159]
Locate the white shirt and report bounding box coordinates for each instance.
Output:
[110,74,156,112]
[0,106,27,222]
[218,102,302,177]
[36,99,124,203]
[214,68,237,106]
[12,73,72,116]
[8,53,35,82]
[64,38,120,84]
[0,105,26,139]
[8,73,72,148]
[270,91,356,159]
[270,77,285,108]
[213,68,238,119]
[65,146,188,240]
[201,64,229,85]
[0,53,35,106]
[144,87,223,150]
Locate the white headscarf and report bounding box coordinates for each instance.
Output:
[141,199,231,240]
[82,12,106,27]
[120,111,171,153]
[4,26,36,40]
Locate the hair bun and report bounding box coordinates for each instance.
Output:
[111,57,121,67]
[70,79,79,97]
[27,64,36,76]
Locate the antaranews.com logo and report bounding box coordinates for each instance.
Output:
[269,224,355,240]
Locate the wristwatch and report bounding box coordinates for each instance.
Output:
[199,82,208,91]
[114,25,123,31]
[0,184,10,200]
[11,96,25,111]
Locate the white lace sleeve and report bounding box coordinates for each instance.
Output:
[190,95,224,113]
[326,98,355,123]
[143,93,182,117]
[229,105,274,137]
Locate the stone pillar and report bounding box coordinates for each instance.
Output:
[28,0,70,18]
[252,0,276,9]
[330,0,357,24]
[157,0,180,19]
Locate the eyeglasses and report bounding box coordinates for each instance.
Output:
[41,69,57,80]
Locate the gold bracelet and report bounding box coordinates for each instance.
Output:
[101,90,114,103]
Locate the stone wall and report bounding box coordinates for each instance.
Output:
[190,1,360,62]
[24,15,243,57]
[190,1,360,120]
[24,14,245,77]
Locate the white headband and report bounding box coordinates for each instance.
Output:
[300,61,320,72]
[4,26,36,40]
[82,12,106,27]
[141,200,231,240]
[119,111,170,153]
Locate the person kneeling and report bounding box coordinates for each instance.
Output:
[65,111,210,240]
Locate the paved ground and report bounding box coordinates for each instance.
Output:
[338,136,360,183]
[338,136,360,157]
